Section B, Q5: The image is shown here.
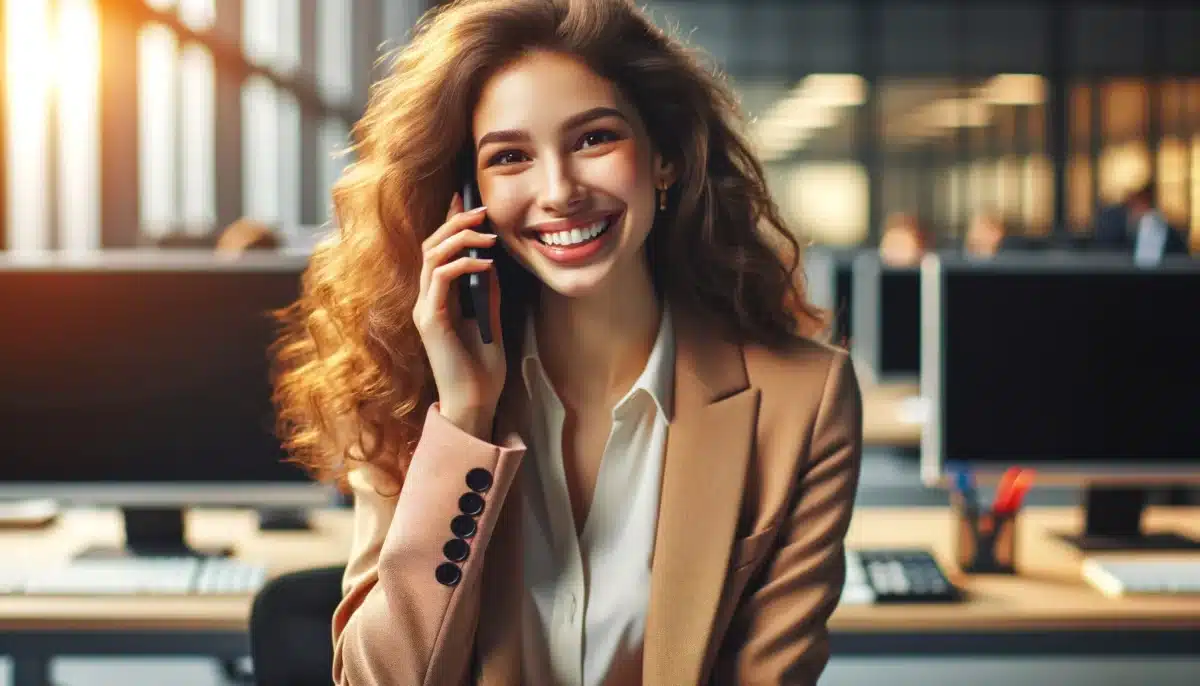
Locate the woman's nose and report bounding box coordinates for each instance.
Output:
[538,158,585,214]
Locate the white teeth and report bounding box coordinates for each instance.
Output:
[537,220,609,247]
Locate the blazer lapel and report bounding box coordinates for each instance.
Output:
[644,314,758,685]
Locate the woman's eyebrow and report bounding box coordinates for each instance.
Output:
[476,106,628,149]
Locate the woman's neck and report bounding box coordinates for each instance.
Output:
[533,262,661,409]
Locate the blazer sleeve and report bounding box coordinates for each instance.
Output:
[331,404,526,686]
[712,351,863,685]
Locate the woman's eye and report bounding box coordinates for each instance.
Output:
[488,150,529,166]
[578,130,619,149]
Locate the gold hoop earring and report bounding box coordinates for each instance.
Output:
[658,185,668,211]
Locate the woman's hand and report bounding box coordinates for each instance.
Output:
[413,194,506,440]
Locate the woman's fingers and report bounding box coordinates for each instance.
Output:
[422,204,487,254]
[419,210,491,293]
[416,256,494,330]
[425,229,497,272]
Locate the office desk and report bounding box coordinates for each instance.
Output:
[0,509,349,686]
[3,507,1197,685]
[834,506,1200,656]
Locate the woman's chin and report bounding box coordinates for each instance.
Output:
[532,266,614,300]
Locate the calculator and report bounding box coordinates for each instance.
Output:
[842,548,962,604]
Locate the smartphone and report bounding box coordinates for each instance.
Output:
[457,149,494,344]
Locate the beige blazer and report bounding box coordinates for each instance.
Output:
[332,313,863,685]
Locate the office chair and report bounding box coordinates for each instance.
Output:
[249,565,346,686]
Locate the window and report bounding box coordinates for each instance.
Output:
[243,0,280,69]
[1158,80,1191,230]
[1097,80,1150,205]
[1067,83,1093,231]
[4,0,103,252]
[242,75,281,224]
[241,0,302,227]
[318,117,350,225]
[177,0,214,32]
[877,75,1050,240]
[179,43,215,230]
[278,90,302,229]
[745,74,867,245]
[316,0,353,105]
[138,22,178,236]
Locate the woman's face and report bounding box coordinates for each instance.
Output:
[471,50,672,300]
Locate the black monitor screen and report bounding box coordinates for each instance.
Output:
[0,266,310,484]
[878,269,920,376]
[938,264,1200,466]
[833,260,854,344]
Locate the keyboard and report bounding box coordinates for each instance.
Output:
[841,548,961,605]
[0,557,267,596]
[1081,557,1200,597]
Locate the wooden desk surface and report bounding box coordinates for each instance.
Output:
[0,509,351,632]
[838,506,1200,632]
[2,507,1197,634]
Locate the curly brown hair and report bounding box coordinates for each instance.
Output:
[272,0,826,488]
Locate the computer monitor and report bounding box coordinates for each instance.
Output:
[0,251,328,557]
[803,247,855,344]
[920,254,1200,550]
[832,250,855,345]
[803,247,837,315]
[851,253,920,383]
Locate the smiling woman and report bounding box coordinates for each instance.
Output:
[471,56,666,299]
[271,1,863,685]
[274,0,829,486]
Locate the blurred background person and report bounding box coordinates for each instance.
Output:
[214,218,281,255]
[964,213,1008,259]
[879,212,929,267]
[1094,182,1189,265]
[149,218,281,255]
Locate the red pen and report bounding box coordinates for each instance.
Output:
[994,469,1035,514]
[992,468,1021,510]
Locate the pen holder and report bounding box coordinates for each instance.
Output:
[952,499,1018,575]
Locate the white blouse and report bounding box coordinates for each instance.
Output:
[518,307,675,686]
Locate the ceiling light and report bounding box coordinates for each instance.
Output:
[918,98,991,128]
[790,74,867,107]
[977,74,1046,106]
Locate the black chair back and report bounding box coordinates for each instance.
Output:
[249,565,346,686]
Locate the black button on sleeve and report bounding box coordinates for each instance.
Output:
[435,562,462,587]
[459,492,485,517]
[443,538,470,563]
[465,468,493,493]
[450,514,477,539]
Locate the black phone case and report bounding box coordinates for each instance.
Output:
[459,153,494,344]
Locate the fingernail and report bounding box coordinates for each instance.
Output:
[472,205,488,213]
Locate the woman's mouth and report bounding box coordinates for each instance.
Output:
[527,214,620,266]
[533,218,611,247]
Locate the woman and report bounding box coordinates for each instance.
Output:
[272,0,863,684]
